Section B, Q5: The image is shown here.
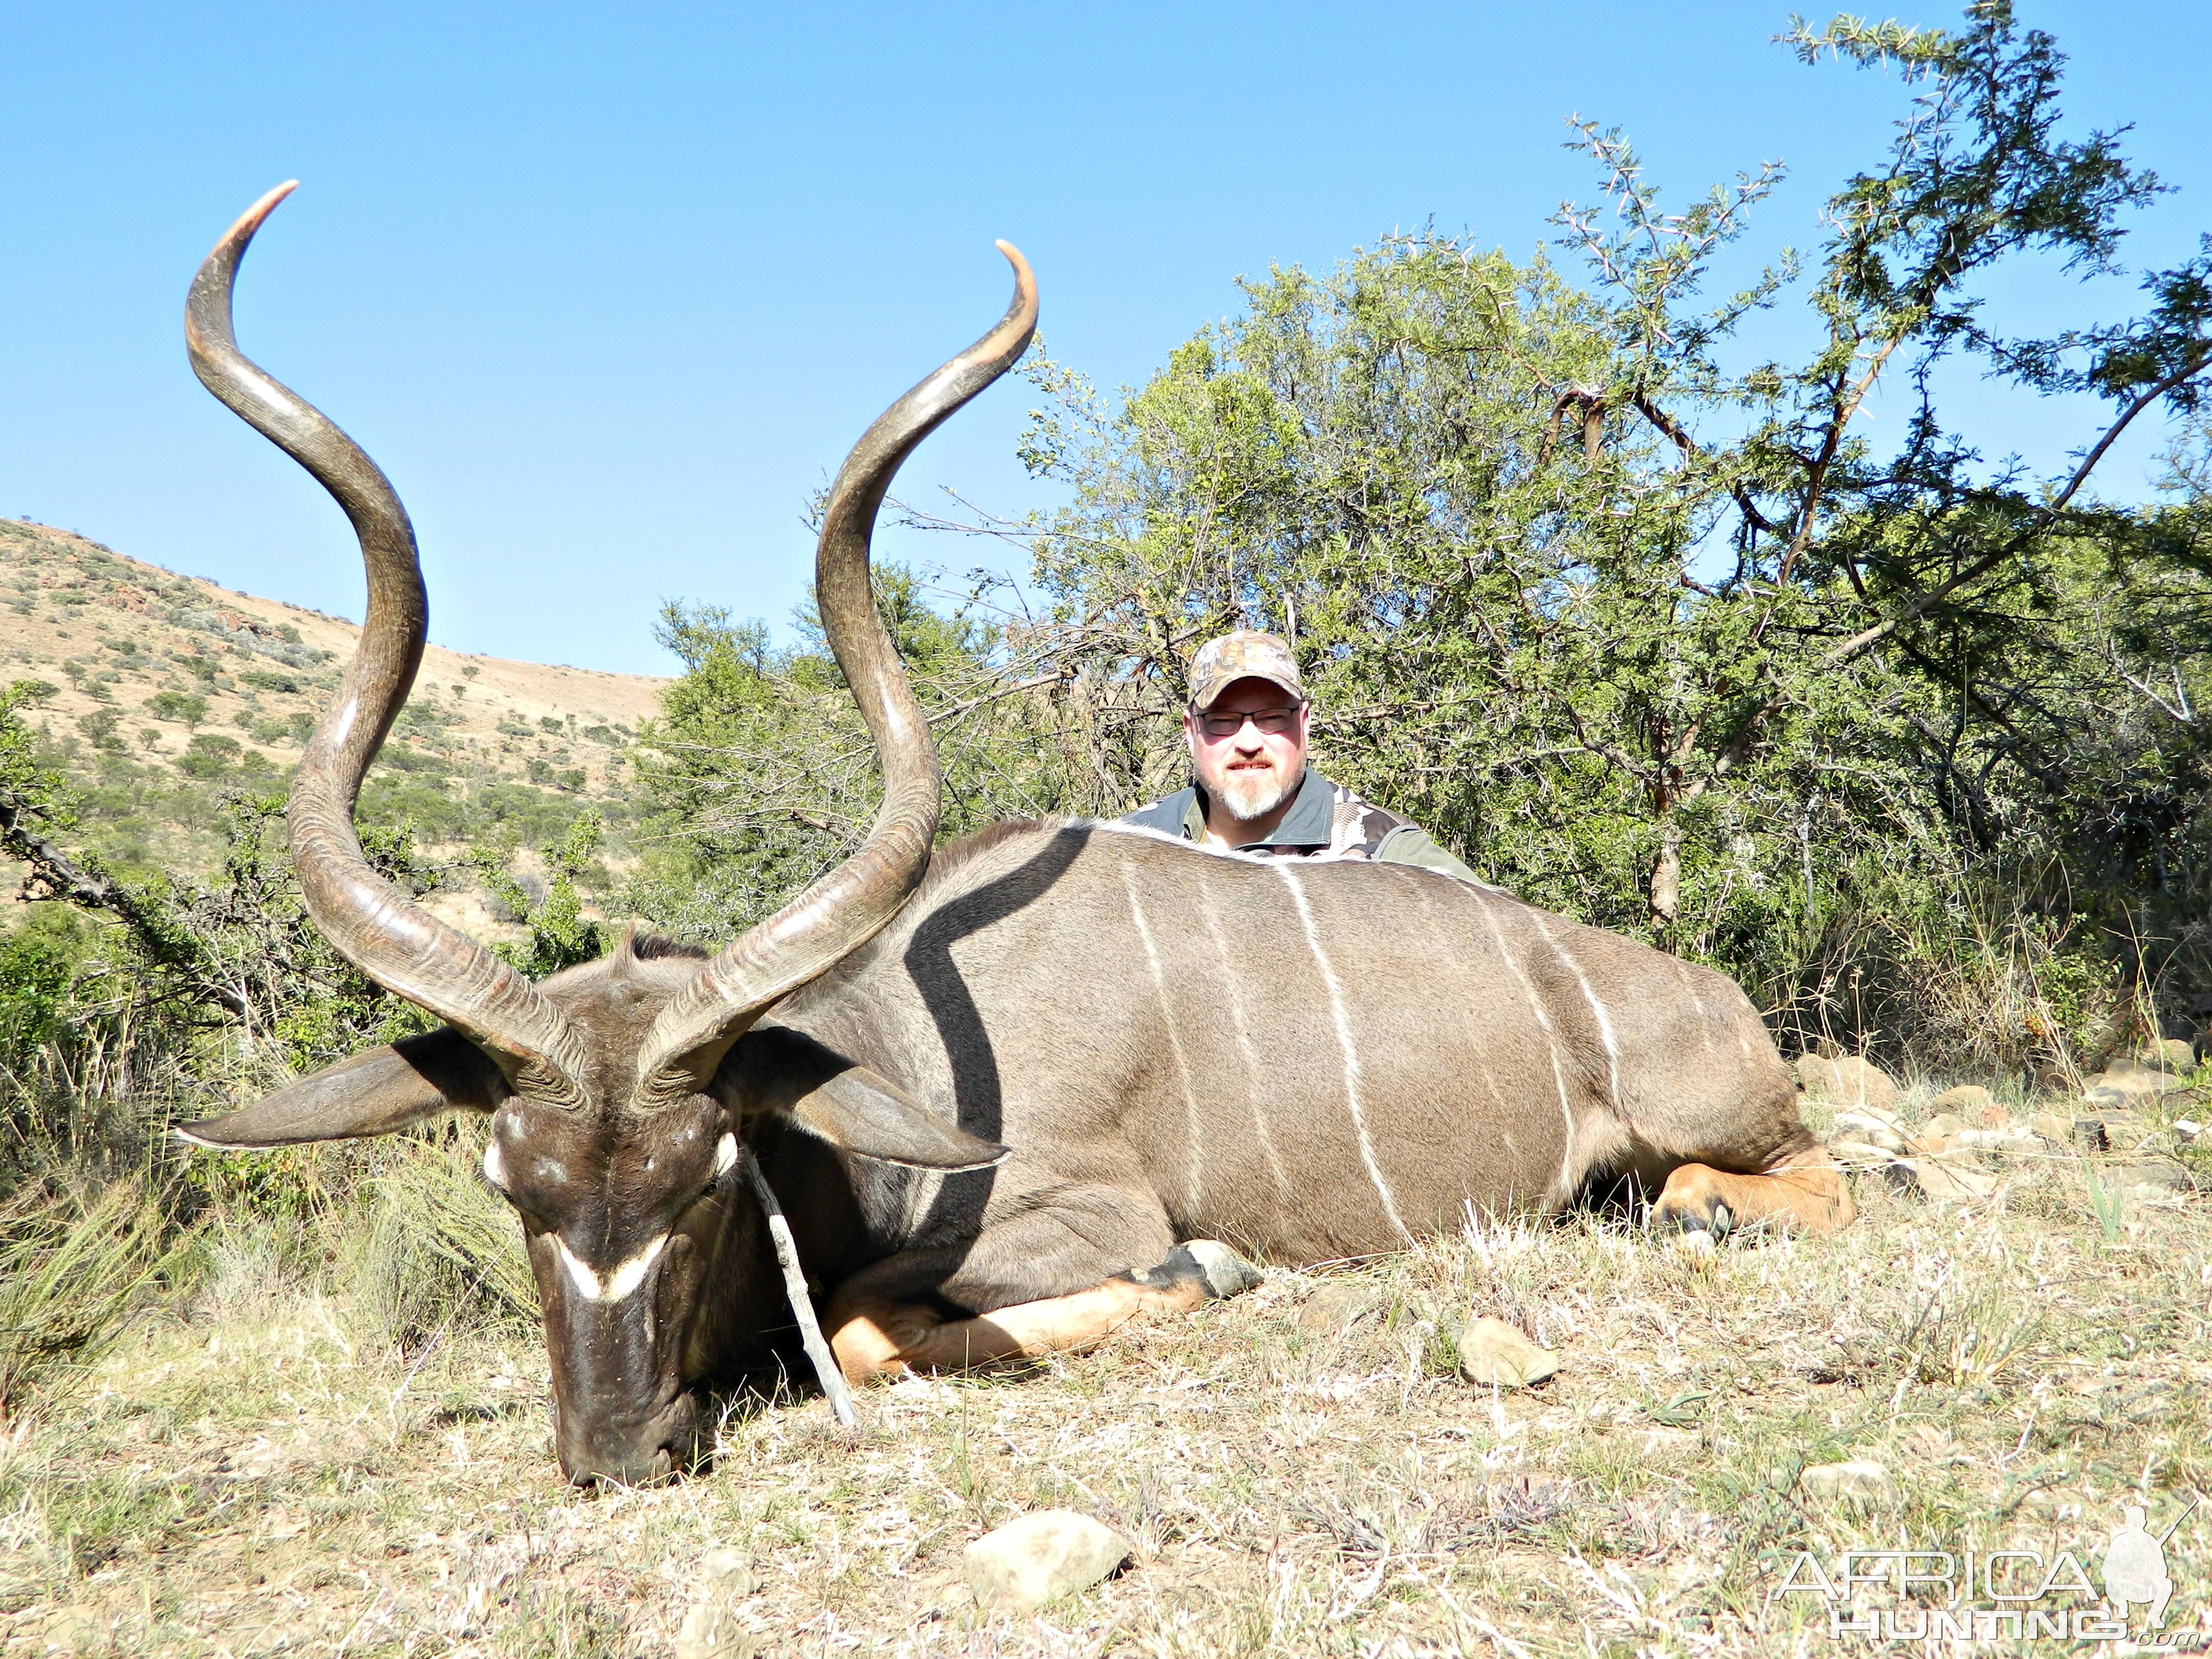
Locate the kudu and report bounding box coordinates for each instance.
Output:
[180,185,1852,1487]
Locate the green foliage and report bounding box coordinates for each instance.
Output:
[474,810,609,978]
[352,1132,536,1346]
[626,566,1074,942]
[176,733,242,779]
[142,690,206,727]
[74,709,120,751]
[0,1178,190,1411]
[0,908,90,1076]
[983,1,2212,1069]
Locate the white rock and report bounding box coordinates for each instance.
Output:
[1802,1460,1895,1502]
[1455,1317,1561,1388]
[965,1511,1131,1612]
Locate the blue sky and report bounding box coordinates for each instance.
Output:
[4,3,2206,676]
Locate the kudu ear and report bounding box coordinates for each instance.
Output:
[175,1028,505,1150]
[726,1026,1009,1172]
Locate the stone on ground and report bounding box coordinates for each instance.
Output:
[1796,1054,1899,1113]
[2136,1038,2197,1072]
[2116,1160,2195,1203]
[2031,1111,2109,1151]
[1802,1460,1896,1502]
[1959,1123,2039,1154]
[2085,1061,2191,1107]
[1884,1157,1998,1203]
[1930,1083,2000,1121]
[1296,1282,1380,1335]
[1456,1316,1560,1388]
[966,1511,1132,1612]
[1832,1110,1905,1152]
[674,1548,758,1659]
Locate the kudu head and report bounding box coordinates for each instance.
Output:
[176,183,1035,1485]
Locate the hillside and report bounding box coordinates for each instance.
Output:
[0,517,668,928]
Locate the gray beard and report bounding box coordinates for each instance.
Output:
[1219,764,1295,823]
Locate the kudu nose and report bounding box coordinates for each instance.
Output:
[559,1395,699,1488]
[565,1444,676,1488]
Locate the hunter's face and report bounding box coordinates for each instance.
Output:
[1186,677,1309,823]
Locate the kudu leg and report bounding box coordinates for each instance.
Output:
[827,1242,1262,1384]
[1651,1146,1855,1237]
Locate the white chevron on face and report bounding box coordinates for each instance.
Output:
[557,1231,669,1304]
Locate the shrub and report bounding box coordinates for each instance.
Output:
[73,710,120,751]
[143,691,207,727]
[176,733,241,779]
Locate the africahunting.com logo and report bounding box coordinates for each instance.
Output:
[1771,1497,2200,1644]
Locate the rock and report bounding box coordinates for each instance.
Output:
[1883,1157,1998,1203]
[1802,1460,1896,1502]
[1829,1138,1899,1166]
[2085,1061,2190,1106]
[674,1548,758,1659]
[2115,1160,2194,1201]
[1920,1112,1971,1140]
[1833,1111,1905,1153]
[1929,1084,1998,1120]
[2135,1038,2196,1073]
[1295,1282,1380,1335]
[2031,1111,2108,1152]
[965,1511,1132,1613]
[1959,1124,2039,1154]
[1455,1317,1560,1388]
[1797,1054,1899,1113]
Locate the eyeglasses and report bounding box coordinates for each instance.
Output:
[1194,705,1302,738]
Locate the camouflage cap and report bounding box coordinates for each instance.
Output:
[1186,629,1306,711]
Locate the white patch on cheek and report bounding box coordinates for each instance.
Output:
[556,1232,669,1303]
[481,1140,506,1189]
[713,1134,738,1179]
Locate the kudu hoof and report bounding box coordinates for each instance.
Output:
[1127,1240,1264,1301]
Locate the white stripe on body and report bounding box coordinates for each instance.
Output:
[1472,897,1583,1203]
[1529,913,1624,1112]
[1274,863,1415,1244]
[1122,856,1205,1218]
[1198,870,1295,1204]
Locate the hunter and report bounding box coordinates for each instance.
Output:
[1120,629,1481,883]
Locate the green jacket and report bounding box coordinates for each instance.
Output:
[1119,768,1483,885]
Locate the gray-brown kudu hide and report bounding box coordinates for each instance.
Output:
[728,818,1824,1319]
[176,185,1844,1489]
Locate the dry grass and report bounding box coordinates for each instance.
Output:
[4,1086,2212,1655]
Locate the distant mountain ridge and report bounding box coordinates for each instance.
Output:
[2,518,671,923]
[3,517,665,793]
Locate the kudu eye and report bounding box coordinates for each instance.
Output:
[700,1132,740,1199]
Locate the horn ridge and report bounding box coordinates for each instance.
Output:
[186,184,592,1098]
[632,243,1040,1101]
